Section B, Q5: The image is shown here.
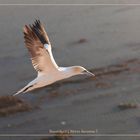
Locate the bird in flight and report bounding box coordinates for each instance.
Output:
[14,20,95,96]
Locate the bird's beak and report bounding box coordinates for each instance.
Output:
[83,70,95,77]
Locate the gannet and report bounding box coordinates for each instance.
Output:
[14,20,95,96]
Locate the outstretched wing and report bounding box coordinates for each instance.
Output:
[23,20,58,74]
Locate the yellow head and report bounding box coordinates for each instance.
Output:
[71,66,95,76]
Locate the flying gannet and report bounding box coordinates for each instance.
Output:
[14,20,95,96]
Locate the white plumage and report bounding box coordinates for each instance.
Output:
[14,20,95,96]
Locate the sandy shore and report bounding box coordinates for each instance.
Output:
[0,1,140,140]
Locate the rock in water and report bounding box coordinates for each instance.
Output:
[0,96,32,116]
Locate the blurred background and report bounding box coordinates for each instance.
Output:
[0,0,140,140]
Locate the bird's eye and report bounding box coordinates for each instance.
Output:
[82,70,87,73]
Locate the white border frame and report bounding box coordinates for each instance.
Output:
[0,3,140,137]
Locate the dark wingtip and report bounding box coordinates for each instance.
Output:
[30,19,48,44]
[23,19,49,45]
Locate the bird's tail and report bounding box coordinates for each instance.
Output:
[13,85,34,96]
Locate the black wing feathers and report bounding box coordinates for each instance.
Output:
[30,20,50,45]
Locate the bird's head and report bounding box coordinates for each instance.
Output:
[72,66,95,77]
